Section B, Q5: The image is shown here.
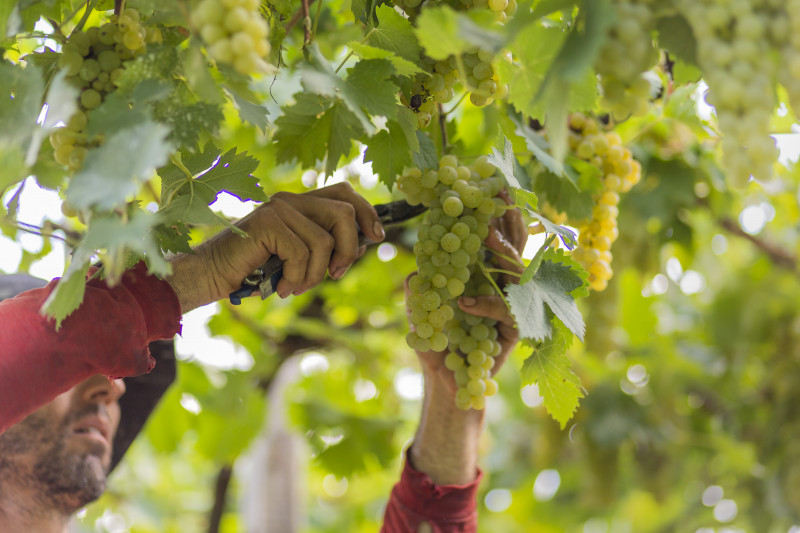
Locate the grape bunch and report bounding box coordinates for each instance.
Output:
[404,50,509,128]
[396,155,508,410]
[461,49,508,107]
[191,0,271,75]
[566,114,641,292]
[594,0,659,119]
[50,9,156,170]
[678,0,778,186]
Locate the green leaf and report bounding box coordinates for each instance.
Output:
[159,142,266,226]
[397,106,420,152]
[488,136,532,190]
[656,14,698,66]
[531,211,576,248]
[364,120,412,189]
[520,321,583,428]
[520,234,556,285]
[415,6,503,60]
[41,70,78,130]
[0,62,43,145]
[274,93,331,169]
[227,87,270,132]
[412,130,438,170]
[41,260,91,328]
[367,5,421,63]
[494,25,563,122]
[510,115,565,176]
[345,59,399,120]
[275,93,364,177]
[544,0,614,84]
[507,258,585,341]
[42,212,168,326]
[535,159,603,220]
[532,0,578,18]
[67,121,173,210]
[346,41,424,77]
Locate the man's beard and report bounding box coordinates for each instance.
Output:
[0,405,110,513]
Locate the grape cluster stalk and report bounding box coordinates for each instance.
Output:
[396,155,508,410]
[191,0,271,75]
[50,8,158,171]
[558,114,641,292]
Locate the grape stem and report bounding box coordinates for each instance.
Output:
[438,103,448,148]
[485,247,525,270]
[483,268,521,278]
[312,0,324,38]
[335,29,376,73]
[478,261,510,310]
[443,92,468,115]
[302,0,312,45]
[13,222,73,245]
[73,0,99,33]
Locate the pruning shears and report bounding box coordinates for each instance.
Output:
[228,200,427,305]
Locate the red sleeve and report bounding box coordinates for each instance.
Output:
[381,449,482,533]
[0,262,181,434]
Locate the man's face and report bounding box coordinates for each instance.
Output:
[0,375,125,512]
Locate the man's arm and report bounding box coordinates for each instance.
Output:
[0,184,384,434]
[383,206,526,533]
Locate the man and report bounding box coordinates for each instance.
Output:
[0,184,526,532]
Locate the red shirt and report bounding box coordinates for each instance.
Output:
[0,264,479,531]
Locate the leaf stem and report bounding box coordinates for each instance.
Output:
[486,247,525,269]
[483,268,521,278]
[170,154,194,180]
[312,0,324,38]
[335,29,375,73]
[73,0,98,33]
[443,92,468,115]
[438,103,448,148]
[479,262,511,310]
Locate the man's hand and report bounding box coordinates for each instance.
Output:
[167,183,385,313]
[408,199,526,485]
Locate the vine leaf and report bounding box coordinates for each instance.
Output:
[488,136,532,190]
[412,131,438,170]
[274,94,364,177]
[66,120,173,210]
[159,143,265,232]
[346,42,424,77]
[367,5,421,63]
[415,6,503,60]
[520,321,584,428]
[364,120,413,189]
[510,115,565,178]
[507,259,585,342]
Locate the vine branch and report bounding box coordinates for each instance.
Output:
[206,464,233,533]
[718,217,797,273]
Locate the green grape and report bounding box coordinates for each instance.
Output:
[467,378,486,395]
[467,350,487,366]
[80,89,102,109]
[445,352,465,371]
[442,196,463,217]
[440,233,461,253]
[430,332,448,352]
[58,51,84,76]
[97,50,121,72]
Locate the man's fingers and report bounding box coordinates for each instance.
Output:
[252,199,338,296]
[458,294,515,327]
[305,182,385,243]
